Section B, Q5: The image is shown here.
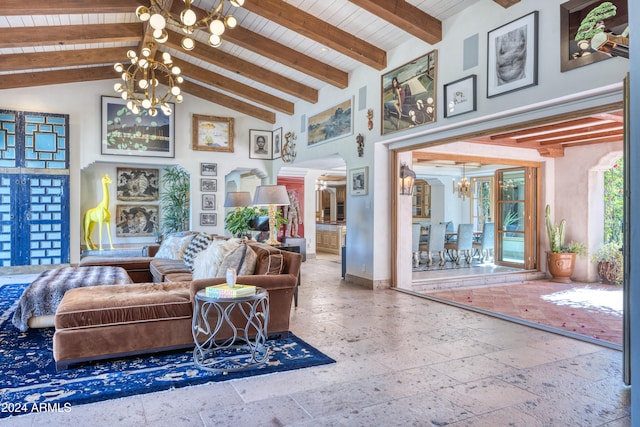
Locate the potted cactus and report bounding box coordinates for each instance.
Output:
[545,204,586,283]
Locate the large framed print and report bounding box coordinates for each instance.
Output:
[560,0,628,72]
[381,51,437,135]
[101,96,174,158]
[444,75,477,118]
[349,167,368,196]
[487,11,538,98]
[307,98,353,147]
[115,205,159,237]
[192,114,234,152]
[249,129,272,160]
[116,168,159,201]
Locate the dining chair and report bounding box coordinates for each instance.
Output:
[473,222,495,263]
[423,223,446,267]
[444,224,474,265]
[412,223,422,268]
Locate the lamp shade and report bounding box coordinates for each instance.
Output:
[224,191,252,208]
[253,185,290,206]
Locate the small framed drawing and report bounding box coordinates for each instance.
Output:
[192,114,234,152]
[200,178,217,192]
[200,213,217,226]
[201,162,217,176]
[444,75,477,118]
[249,129,272,160]
[349,167,368,196]
[487,11,538,98]
[272,127,283,160]
[202,194,216,210]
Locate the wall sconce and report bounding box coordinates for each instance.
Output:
[399,162,416,195]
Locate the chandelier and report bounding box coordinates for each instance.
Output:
[135,0,244,51]
[113,46,184,116]
[452,164,472,200]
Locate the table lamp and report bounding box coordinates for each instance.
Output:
[253,185,290,245]
[224,191,252,208]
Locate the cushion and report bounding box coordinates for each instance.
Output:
[155,233,195,260]
[247,242,285,275]
[183,233,214,270]
[216,242,257,277]
[191,238,241,280]
[265,253,284,275]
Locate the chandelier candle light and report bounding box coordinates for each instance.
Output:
[453,164,472,200]
[136,0,244,50]
[113,47,183,116]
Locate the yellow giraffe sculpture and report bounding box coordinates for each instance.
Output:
[83,174,115,251]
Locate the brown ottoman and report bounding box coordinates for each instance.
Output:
[53,281,194,370]
[79,256,155,283]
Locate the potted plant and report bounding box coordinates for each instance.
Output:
[591,242,623,285]
[159,166,190,237]
[225,206,259,238]
[545,204,586,283]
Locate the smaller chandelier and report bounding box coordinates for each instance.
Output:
[452,164,472,200]
[113,47,184,116]
[136,0,244,51]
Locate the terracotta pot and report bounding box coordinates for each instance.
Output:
[597,260,620,285]
[547,252,576,283]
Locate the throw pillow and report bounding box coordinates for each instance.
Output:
[216,243,257,277]
[247,241,285,275]
[192,238,241,280]
[154,233,195,260]
[265,253,284,275]
[183,233,214,271]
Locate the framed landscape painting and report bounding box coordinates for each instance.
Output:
[192,114,234,152]
[101,96,174,158]
[307,98,353,147]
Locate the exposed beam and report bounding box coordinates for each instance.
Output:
[0,23,141,49]
[348,0,442,45]
[489,117,609,140]
[180,80,275,124]
[0,47,125,73]
[242,0,387,70]
[0,66,115,90]
[538,132,624,146]
[173,58,294,115]
[516,124,623,144]
[165,33,317,104]
[537,146,564,158]
[1,0,139,15]
[493,0,521,7]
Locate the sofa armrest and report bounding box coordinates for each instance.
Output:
[143,244,161,257]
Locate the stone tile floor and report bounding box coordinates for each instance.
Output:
[0,254,630,426]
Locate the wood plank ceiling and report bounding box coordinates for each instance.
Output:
[2,0,623,158]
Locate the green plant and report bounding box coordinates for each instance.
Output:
[545,204,585,254]
[159,166,190,236]
[225,206,259,237]
[592,242,623,285]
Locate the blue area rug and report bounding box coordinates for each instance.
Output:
[0,283,335,418]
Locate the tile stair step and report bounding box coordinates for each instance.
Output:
[412,271,548,293]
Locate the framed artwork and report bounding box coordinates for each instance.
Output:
[101,96,174,158]
[381,50,437,135]
[115,205,159,237]
[116,168,159,201]
[560,0,627,72]
[307,98,353,147]
[201,163,217,176]
[487,11,538,98]
[349,167,368,196]
[249,129,272,160]
[272,127,283,160]
[444,75,477,118]
[202,194,216,210]
[192,114,234,152]
[200,178,217,192]
[200,213,217,226]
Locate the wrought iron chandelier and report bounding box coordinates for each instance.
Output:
[113,46,184,116]
[136,0,244,51]
[453,164,472,200]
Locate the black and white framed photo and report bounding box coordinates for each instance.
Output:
[200,178,217,193]
[487,11,538,98]
[249,129,272,160]
[202,194,216,210]
[349,167,368,196]
[200,213,217,226]
[444,75,477,118]
[201,162,217,176]
[272,127,283,159]
[116,167,159,201]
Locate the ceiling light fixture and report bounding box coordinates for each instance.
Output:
[113,46,184,116]
[136,0,244,51]
[452,164,472,200]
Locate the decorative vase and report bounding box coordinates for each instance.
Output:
[547,252,576,283]
[597,260,620,285]
[226,267,237,288]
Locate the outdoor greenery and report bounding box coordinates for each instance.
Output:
[159,166,190,236]
[604,157,624,246]
[592,241,623,285]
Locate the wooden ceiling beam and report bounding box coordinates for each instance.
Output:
[0,48,126,73]
[489,117,611,140]
[242,0,387,70]
[513,123,624,144]
[0,23,141,49]
[180,80,275,124]
[1,0,140,15]
[165,33,317,104]
[537,146,565,158]
[0,66,115,90]
[348,0,442,45]
[538,133,624,146]
[492,0,521,7]
[172,58,294,115]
